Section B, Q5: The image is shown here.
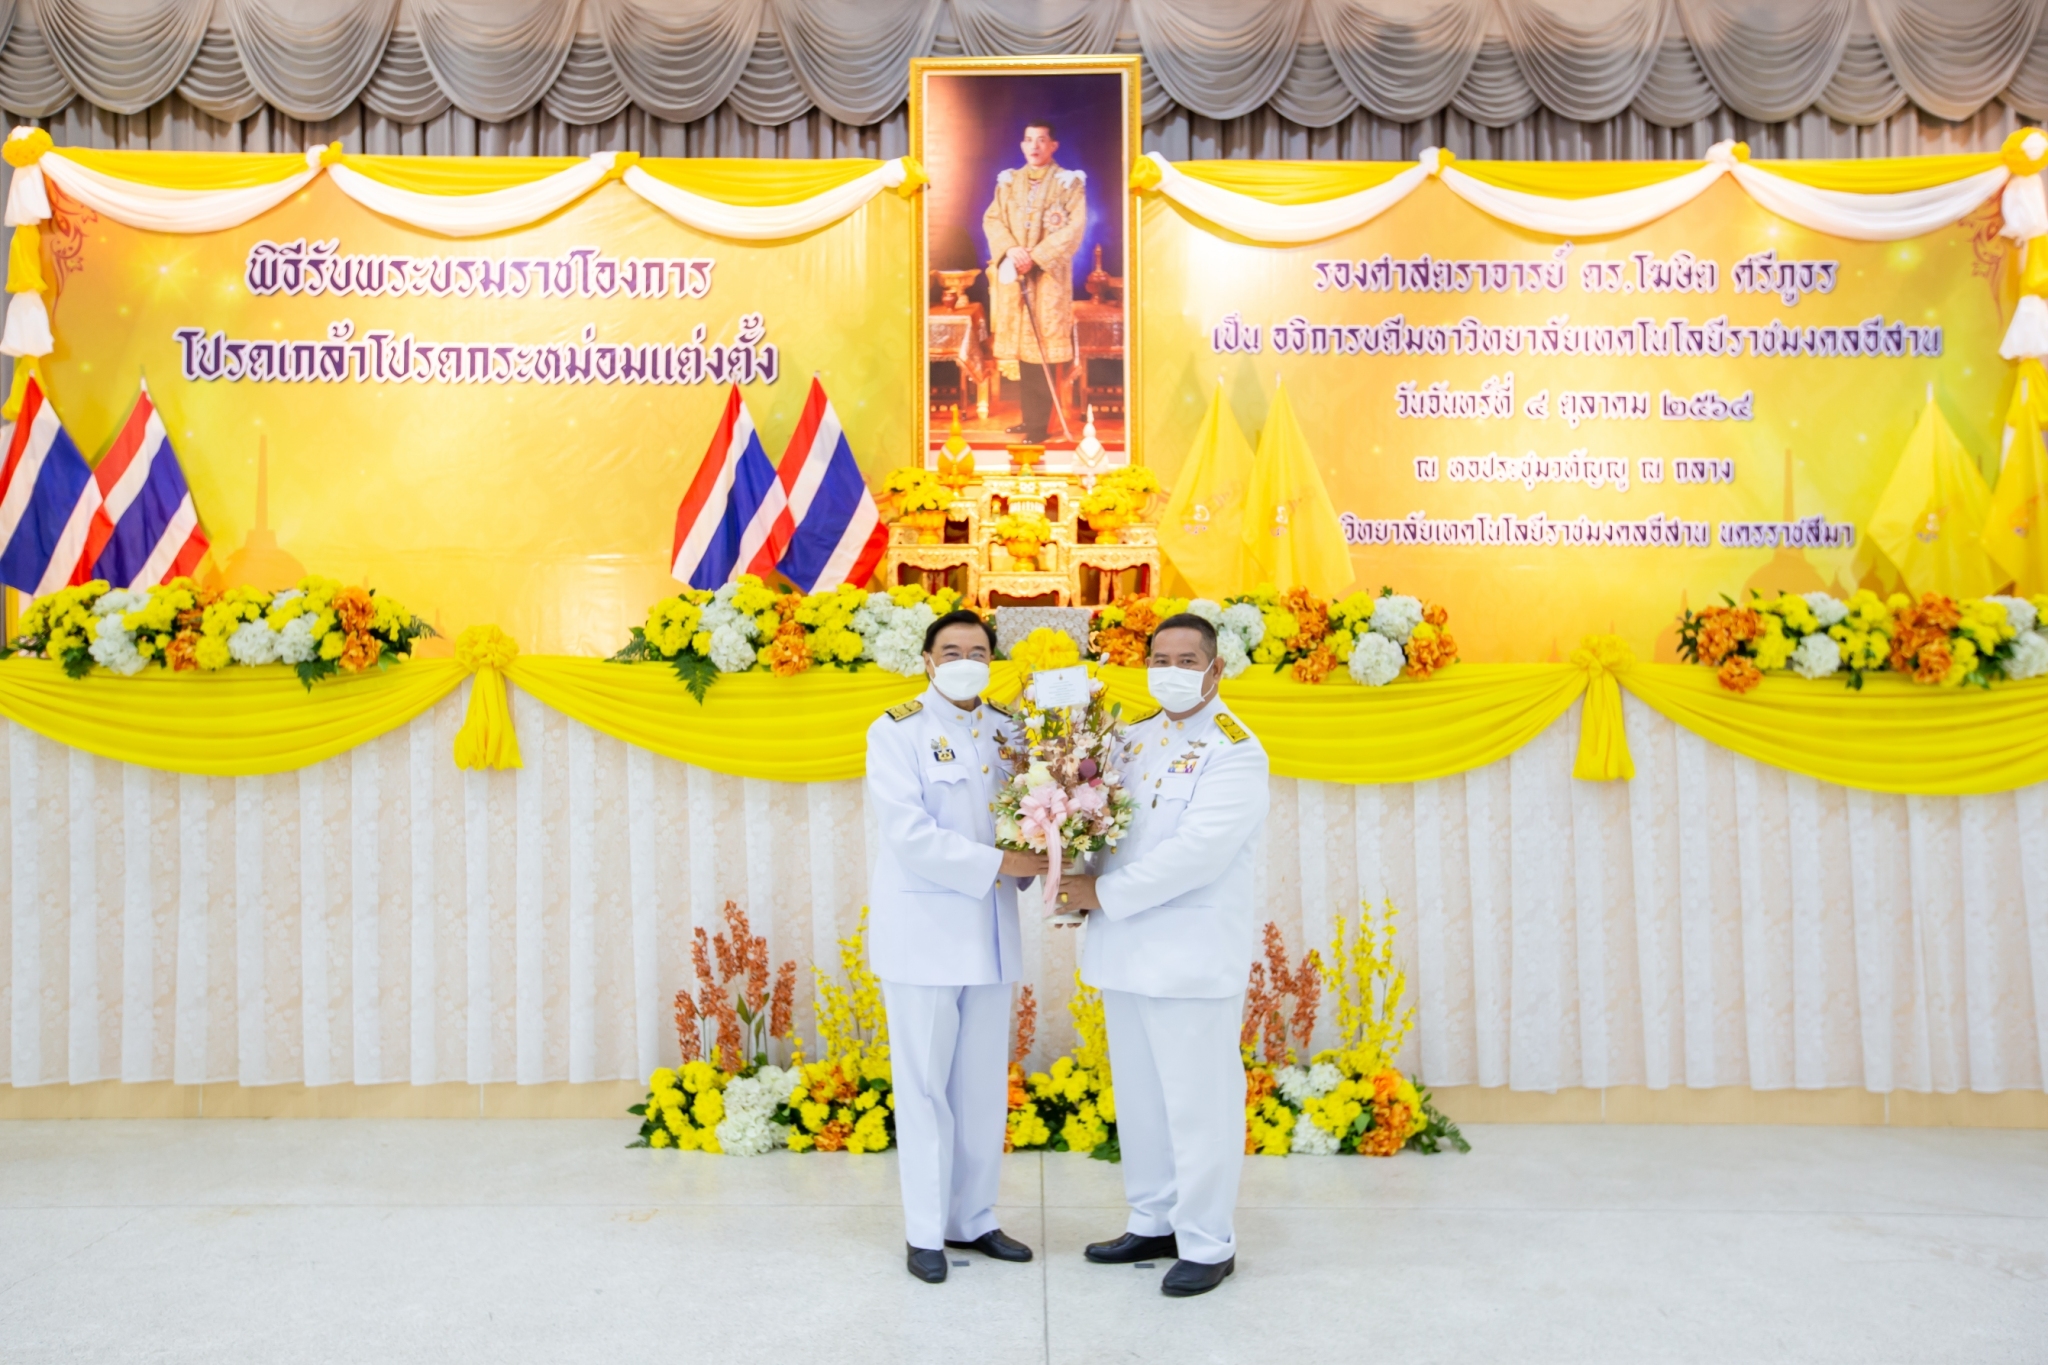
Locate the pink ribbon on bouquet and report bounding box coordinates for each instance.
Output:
[1018,784,1071,919]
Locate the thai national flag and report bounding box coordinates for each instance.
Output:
[670,383,788,588]
[768,376,886,592]
[0,375,103,595]
[85,381,209,589]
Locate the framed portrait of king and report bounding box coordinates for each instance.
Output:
[910,55,1142,474]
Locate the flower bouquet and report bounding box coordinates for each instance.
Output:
[993,629,1137,926]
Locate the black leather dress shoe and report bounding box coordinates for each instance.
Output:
[1161,1256,1234,1297]
[946,1229,1033,1262]
[906,1245,948,1283]
[1084,1231,1179,1264]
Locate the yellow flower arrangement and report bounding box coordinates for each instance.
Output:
[1008,973,1119,1157]
[777,909,895,1153]
[993,509,1053,556]
[5,576,431,688]
[1007,625,1082,673]
[1681,588,2048,691]
[614,578,961,700]
[630,1059,729,1152]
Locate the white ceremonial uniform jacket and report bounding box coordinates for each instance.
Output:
[1081,695,1270,999]
[866,687,1023,987]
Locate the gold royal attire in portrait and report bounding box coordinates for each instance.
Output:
[982,161,1087,374]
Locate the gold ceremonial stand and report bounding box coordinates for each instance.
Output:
[879,457,1159,608]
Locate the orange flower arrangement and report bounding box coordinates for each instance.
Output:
[674,899,797,1074]
[1290,642,1337,683]
[1402,604,1458,679]
[1277,587,1330,653]
[1690,604,1762,665]
[1889,593,1962,678]
[1716,656,1763,692]
[164,631,201,671]
[1089,596,1165,667]
[761,619,810,675]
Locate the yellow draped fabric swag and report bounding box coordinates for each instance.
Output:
[5,640,2048,794]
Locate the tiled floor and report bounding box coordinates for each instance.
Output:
[1,1120,2043,1363]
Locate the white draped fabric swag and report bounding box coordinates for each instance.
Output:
[6,686,2044,1096]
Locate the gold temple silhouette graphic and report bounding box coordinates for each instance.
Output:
[213,437,305,592]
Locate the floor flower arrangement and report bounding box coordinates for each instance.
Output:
[611,578,960,700]
[630,899,796,1154]
[1008,902,1465,1160]
[1088,586,1456,686]
[775,910,895,1153]
[632,900,1461,1160]
[1680,589,2048,691]
[4,575,434,687]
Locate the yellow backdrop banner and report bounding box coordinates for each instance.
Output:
[1138,162,2018,662]
[37,162,914,658]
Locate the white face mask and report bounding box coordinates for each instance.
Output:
[1147,664,1212,714]
[929,658,991,703]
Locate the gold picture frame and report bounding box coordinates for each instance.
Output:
[908,53,1144,471]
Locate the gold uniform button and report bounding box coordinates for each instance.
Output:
[981,764,990,773]
[971,729,979,738]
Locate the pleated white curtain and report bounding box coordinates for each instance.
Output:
[7,687,2044,1095]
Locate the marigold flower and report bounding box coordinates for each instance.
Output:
[1716,657,1763,693]
[338,632,382,672]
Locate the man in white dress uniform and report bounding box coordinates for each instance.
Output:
[1055,613,1269,1297]
[866,608,1047,1284]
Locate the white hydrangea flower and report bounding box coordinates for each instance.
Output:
[1274,1063,1340,1107]
[1789,632,1841,680]
[91,588,148,618]
[88,614,146,675]
[698,598,756,642]
[1215,629,1251,679]
[871,626,925,676]
[2005,629,2048,680]
[713,1066,795,1156]
[1220,602,1264,647]
[1349,630,1404,686]
[1986,595,2038,635]
[1289,1113,1341,1155]
[708,625,757,673]
[1802,592,1849,629]
[277,613,320,664]
[227,620,282,666]
[1184,598,1224,626]
[1369,594,1423,644]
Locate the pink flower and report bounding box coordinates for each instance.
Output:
[1070,783,1108,815]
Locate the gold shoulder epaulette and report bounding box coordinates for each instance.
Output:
[985,699,1014,718]
[886,699,924,722]
[1214,713,1248,744]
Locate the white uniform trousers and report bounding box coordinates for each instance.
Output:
[881,980,1012,1251]
[1101,989,1247,1265]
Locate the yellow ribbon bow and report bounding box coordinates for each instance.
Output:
[1568,634,1635,781]
[452,624,523,770]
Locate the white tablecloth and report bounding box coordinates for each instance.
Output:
[6,685,2044,1093]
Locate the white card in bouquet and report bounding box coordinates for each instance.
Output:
[1032,665,1090,708]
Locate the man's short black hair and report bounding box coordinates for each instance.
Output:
[924,608,997,655]
[1147,613,1218,661]
[1022,120,1056,139]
